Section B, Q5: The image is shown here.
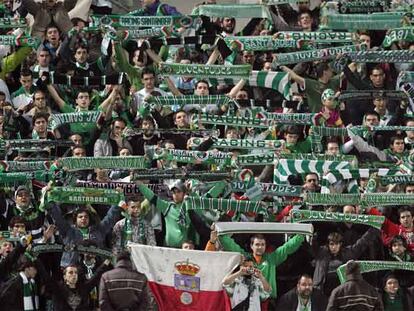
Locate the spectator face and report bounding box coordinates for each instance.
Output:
[174,111,188,128]
[70,134,82,147]
[182,242,194,250]
[405,185,414,194]
[221,18,235,34]
[75,92,90,110]
[128,201,142,218]
[236,90,248,100]
[33,92,46,109]
[303,174,319,192]
[399,211,413,229]
[384,277,399,296]
[12,222,26,237]
[364,114,379,127]
[405,120,414,139]
[391,241,406,257]
[119,148,130,156]
[76,211,90,228]
[359,34,371,49]
[298,13,312,30]
[0,241,13,256]
[370,69,385,88]
[15,190,30,207]
[328,241,341,255]
[33,117,48,134]
[343,205,355,214]
[195,82,209,96]
[37,51,51,67]
[20,75,33,91]
[390,139,405,154]
[112,120,126,138]
[373,98,387,115]
[226,128,239,139]
[297,276,313,299]
[172,188,185,203]
[326,142,340,155]
[250,238,266,256]
[262,61,272,71]
[142,73,155,90]
[75,48,88,64]
[45,0,57,8]
[242,51,255,65]
[64,266,78,287]
[285,133,299,145]
[25,266,37,279]
[46,27,59,45]
[72,147,86,157]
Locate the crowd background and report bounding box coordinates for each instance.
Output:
[0,0,413,310]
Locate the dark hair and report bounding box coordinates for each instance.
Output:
[141,67,156,79]
[398,206,413,218]
[390,235,408,249]
[297,10,312,21]
[364,111,380,120]
[111,117,127,126]
[32,112,50,123]
[250,234,266,245]
[390,135,405,146]
[327,232,343,244]
[345,260,360,276]
[72,207,91,225]
[297,274,313,284]
[117,250,131,262]
[74,43,89,53]
[182,240,195,247]
[195,80,209,89]
[285,125,301,135]
[9,216,26,229]
[370,66,384,75]
[160,140,175,148]
[20,69,33,78]
[315,62,331,79]
[75,88,90,97]
[18,257,36,271]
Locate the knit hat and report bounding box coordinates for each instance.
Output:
[321,88,335,101]
[15,185,30,197]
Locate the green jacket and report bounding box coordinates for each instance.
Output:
[219,234,304,298]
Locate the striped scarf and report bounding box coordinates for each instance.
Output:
[209,70,295,99]
[192,4,272,19]
[214,222,313,236]
[20,272,39,311]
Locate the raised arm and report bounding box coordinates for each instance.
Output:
[280,65,305,88]
[47,84,66,111]
[269,234,305,266]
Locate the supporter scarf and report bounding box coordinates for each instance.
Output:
[383,27,414,47]
[184,196,268,215]
[291,210,384,229]
[31,243,113,259]
[198,113,271,128]
[260,112,314,124]
[274,31,354,42]
[335,0,387,14]
[323,168,405,184]
[132,169,232,180]
[55,156,149,171]
[48,111,101,131]
[230,181,302,196]
[145,146,233,166]
[0,35,40,47]
[0,231,21,242]
[273,44,363,66]
[224,36,299,51]
[0,139,74,151]
[398,71,414,83]
[0,17,27,28]
[46,187,123,205]
[345,50,414,63]
[145,94,235,107]
[121,27,171,39]
[0,171,55,183]
[20,271,39,311]
[49,72,126,86]
[337,261,414,284]
[189,138,283,150]
[320,13,408,30]
[281,153,356,161]
[214,222,313,236]
[234,153,275,166]
[209,70,294,99]
[192,4,272,19]
[0,161,50,172]
[274,158,353,183]
[305,192,414,206]
[157,62,251,79]
[75,180,168,195]
[92,14,200,29]
[123,127,218,137]
[380,175,414,185]
[338,90,409,102]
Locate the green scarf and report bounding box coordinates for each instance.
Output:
[320,13,408,30]
[335,0,388,14]
[260,112,314,124]
[30,243,113,259]
[0,139,74,151]
[197,113,271,128]
[291,210,384,229]
[48,111,101,131]
[0,171,56,183]
[145,94,236,107]
[157,62,251,79]
[20,271,39,311]
[273,44,364,66]
[398,71,414,83]
[275,31,354,42]
[189,138,283,150]
[337,260,414,284]
[132,169,232,180]
[192,4,272,19]
[120,27,171,40]
[46,187,124,205]
[55,156,149,171]
[0,161,50,172]
[380,175,414,185]
[0,35,40,48]
[338,90,409,102]
[383,27,414,47]
[230,181,302,196]
[345,50,414,63]
[235,153,275,166]
[224,36,299,51]
[214,222,313,236]
[0,231,21,242]
[0,18,27,28]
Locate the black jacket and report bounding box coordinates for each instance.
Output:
[275,287,328,311]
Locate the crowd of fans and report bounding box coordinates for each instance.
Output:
[0,0,413,310]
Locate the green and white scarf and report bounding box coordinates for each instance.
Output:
[273,44,363,66]
[30,243,113,259]
[334,0,388,14]
[345,50,414,63]
[0,139,74,151]
[274,31,355,42]
[0,18,27,28]
[0,231,21,242]
[132,169,232,181]
[55,156,149,171]
[145,146,233,166]
[184,196,268,214]
[192,4,272,19]
[234,153,275,166]
[145,94,235,107]
[214,222,313,236]
[383,27,414,47]
[380,175,414,185]
[224,36,299,51]
[338,90,409,102]
[46,187,124,206]
[230,181,303,196]
[260,112,314,124]
[197,113,271,128]
[0,171,56,183]
[157,62,251,79]
[0,161,50,172]
[0,35,40,47]
[20,271,39,311]
[121,27,171,39]
[291,210,384,229]
[48,111,101,131]
[398,71,414,83]
[209,70,294,99]
[320,13,408,30]
[189,138,283,150]
[337,261,414,284]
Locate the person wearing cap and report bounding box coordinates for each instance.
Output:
[327,260,383,311]
[112,197,156,256]
[312,88,343,128]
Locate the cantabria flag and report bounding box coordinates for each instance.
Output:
[130,244,241,311]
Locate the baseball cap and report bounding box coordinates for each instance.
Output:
[169,180,186,193]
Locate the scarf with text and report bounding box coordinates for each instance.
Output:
[46,187,124,206]
[197,113,272,128]
[30,243,113,259]
[344,50,414,63]
[333,0,388,14]
[224,36,300,51]
[192,4,272,19]
[55,156,149,171]
[0,35,40,48]
[0,161,50,172]
[48,111,101,131]
[0,17,27,28]
[48,72,126,86]
[230,181,303,196]
[274,31,355,42]
[75,180,168,196]
[338,90,409,102]
[0,139,74,151]
[189,138,283,150]
[234,153,275,166]
[132,169,233,180]
[145,94,236,108]
[214,222,313,236]
[320,13,409,30]
[383,27,414,47]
